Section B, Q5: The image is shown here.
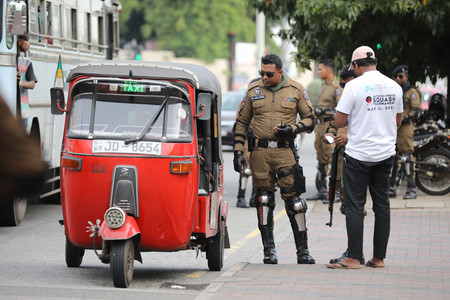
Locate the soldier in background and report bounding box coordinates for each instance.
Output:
[388,65,422,199]
[306,59,342,203]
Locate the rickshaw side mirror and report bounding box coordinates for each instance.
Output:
[196,93,212,121]
[50,88,67,115]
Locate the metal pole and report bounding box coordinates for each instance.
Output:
[228,31,236,91]
[256,12,265,64]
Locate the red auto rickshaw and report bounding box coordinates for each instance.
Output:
[51,61,229,288]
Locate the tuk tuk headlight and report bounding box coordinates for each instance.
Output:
[104,207,126,229]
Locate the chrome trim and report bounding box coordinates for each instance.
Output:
[0,53,16,67]
[62,150,196,160]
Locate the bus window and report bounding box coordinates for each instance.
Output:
[98,16,103,53]
[45,2,52,44]
[86,13,91,50]
[71,8,77,48]
[28,0,39,42]
[48,2,61,46]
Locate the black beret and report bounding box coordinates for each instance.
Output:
[392,65,408,76]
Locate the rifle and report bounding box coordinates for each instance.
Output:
[326,145,339,227]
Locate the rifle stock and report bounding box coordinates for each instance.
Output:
[326,146,339,227]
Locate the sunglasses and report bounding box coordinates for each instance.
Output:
[395,74,404,79]
[259,70,280,78]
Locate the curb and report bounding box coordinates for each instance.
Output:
[195,262,248,300]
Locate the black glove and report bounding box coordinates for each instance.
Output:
[233,151,246,174]
[314,107,323,116]
[275,123,293,137]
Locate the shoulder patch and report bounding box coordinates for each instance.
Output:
[303,90,309,100]
[411,93,416,100]
[336,88,342,96]
[241,92,247,104]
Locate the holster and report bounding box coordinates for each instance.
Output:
[278,164,306,195]
[247,127,256,152]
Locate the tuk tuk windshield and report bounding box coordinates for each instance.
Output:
[67,82,192,142]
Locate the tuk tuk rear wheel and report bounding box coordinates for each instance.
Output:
[207,219,225,271]
[65,238,85,267]
[110,239,134,288]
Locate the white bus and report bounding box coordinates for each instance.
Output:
[0,0,121,226]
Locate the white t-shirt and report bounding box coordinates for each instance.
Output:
[336,70,403,162]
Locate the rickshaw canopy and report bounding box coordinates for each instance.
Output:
[66,60,222,100]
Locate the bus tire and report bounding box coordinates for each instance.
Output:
[0,196,27,226]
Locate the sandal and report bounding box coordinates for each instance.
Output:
[326,262,360,269]
[365,260,385,268]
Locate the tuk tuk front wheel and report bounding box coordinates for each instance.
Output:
[65,238,85,267]
[207,219,225,271]
[110,239,134,288]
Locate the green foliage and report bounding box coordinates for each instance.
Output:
[306,79,322,106]
[119,0,256,62]
[248,0,450,85]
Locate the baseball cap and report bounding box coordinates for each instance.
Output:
[348,46,375,70]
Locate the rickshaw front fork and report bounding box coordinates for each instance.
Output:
[96,216,143,264]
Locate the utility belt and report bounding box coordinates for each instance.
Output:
[315,117,333,125]
[256,139,294,149]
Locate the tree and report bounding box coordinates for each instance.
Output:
[249,0,450,116]
[119,0,256,62]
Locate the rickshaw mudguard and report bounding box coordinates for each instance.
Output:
[219,201,231,249]
[99,216,141,241]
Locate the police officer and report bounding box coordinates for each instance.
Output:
[307,59,342,203]
[233,54,316,264]
[389,65,422,199]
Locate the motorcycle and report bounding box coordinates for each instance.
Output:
[394,93,450,196]
[51,61,229,288]
[413,120,450,195]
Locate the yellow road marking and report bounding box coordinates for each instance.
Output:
[186,271,206,278]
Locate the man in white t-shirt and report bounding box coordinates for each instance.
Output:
[327,46,403,269]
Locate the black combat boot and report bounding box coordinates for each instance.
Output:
[259,224,278,264]
[403,177,417,199]
[388,158,399,198]
[256,191,277,264]
[293,231,315,264]
[306,164,328,201]
[236,173,249,208]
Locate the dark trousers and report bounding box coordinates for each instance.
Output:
[343,153,394,260]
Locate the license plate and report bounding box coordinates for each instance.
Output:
[92,140,162,155]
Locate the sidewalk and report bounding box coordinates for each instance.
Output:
[197,193,450,299]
